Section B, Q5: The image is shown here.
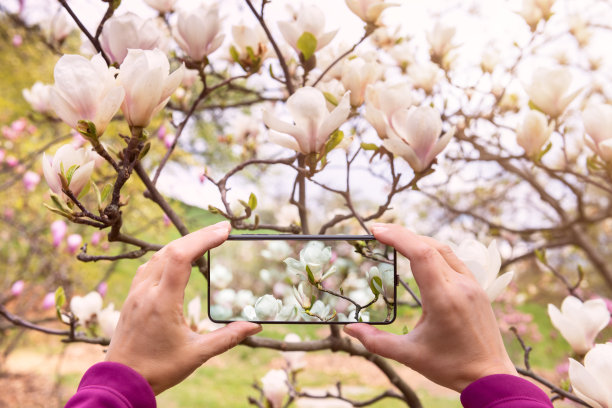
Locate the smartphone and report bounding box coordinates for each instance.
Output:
[207,234,397,324]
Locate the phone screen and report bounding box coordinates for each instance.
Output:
[207,235,396,324]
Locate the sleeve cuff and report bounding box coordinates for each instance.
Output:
[460,374,553,408]
[75,361,156,408]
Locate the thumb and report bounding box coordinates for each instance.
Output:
[344,323,410,363]
[196,322,262,361]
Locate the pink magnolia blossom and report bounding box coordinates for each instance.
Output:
[263,87,350,154]
[51,220,67,247]
[23,171,41,192]
[42,144,95,198]
[97,281,108,298]
[118,49,184,127]
[0,149,4,162]
[90,231,102,246]
[364,81,413,138]
[341,56,384,107]
[173,4,224,61]
[11,280,25,296]
[42,292,55,310]
[6,156,19,167]
[278,5,338,56]
[66,234,83,254]
[12,34,22,47]
[50,54,124,135]
[100,13,165,64]
[23,82,54,114]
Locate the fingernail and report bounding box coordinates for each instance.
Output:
[212,220,230,231]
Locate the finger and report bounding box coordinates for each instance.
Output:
[343,323,412,363]
[371,223,450,290]
[197,322,262,360]
[159,221,231,294]
[418,236,474,278]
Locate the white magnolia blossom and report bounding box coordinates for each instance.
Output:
[210,265,233,289]
[261,369,289,408]
[23,81,53,114]
[100,13,165,64]
[519,0,543,30]
[451,240,514,302]
[243,295,297,321]
[364,81,413,138]
[231,24,269,61]
[292,281,315,309]
[316,78,346,111]
[341,56,384,107]
[516,110,554,157]
[118,49,184,127]
[525,67,579,118]
[263,87,350,154]
[582,104,612,162]
[366,263,394,300]
[284,241,336,283]
[40,11,73,44]
[42,144,96,198]
[481,47,500,74]
[261,241,292,260]
[381,105,454,172]
[569,343,612,408]
[408,61,441,94]
[308,300,335,321]
[281,333,306,371]
[389,41,415,70]
[143,0,178,13]
[547,296,610,354]
[98,303,120,338]
[345,0,398,25]
[278,5,338,55]
[427,22,456,61]
[70,291,103,325]
[186,296,222,332]
[50,54,124,135]
[173,4,224,61]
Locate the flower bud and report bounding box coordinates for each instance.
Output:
[23,82,54,114]
[70,291,103,325]
[292,281,315,309]
[42,144,96,198]
[516,110,554,158]
[51,220,67,247]
[261,369,289,408]
[173,4,224,62]
[341,56,383,107]
[23,171,41,192]
[100,13,165,64]
[11,280,25,296]
[345,0,398,25]
[42,292,55,310]
[66,234,83,255]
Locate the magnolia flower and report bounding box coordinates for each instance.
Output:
[345,0,398,25]
[282,333,306,371]
[408,62,441,94]
[23,171,41,192]
[284,241,336,284]
[364,81,413,138]
[187,296,218,332]
[293,281,315,309]
[261,241,292,260]
[366,263,394,300]
[40,11,73,44]
[278,5,338,55]
[341,56,384,107]
[263,87,350,154]
[96,281,107,297]
[11,280,25,296]
[427,22,456,62]
[50,54,124,135]
[389,41,414,71]
[516,110,554,157]
[42,144,96,198]
[261,369,289,408]
[42,292,55,310]
[568,343,612,408]
[70,291,103,325]
[582,104,612,163]
[231,24,269,62]
[67,234,83,254]
[308,300,335,321]
[98,303,120,338]
[50,220,67,247]
[173,4,224,61]
[316,78,346,111]
[534,0,555,18]
[481,47,500,74]
[118,49,184,127]
[23,82,53,114]
[519,0,543,30]
[381,105,454,172]
[100,13,165,64]
[547,296,610,354]
[210,265,233,289]
[143,0,177,13]
[451,239,514,302]
[250,294,282,320]
[525,67,579,118]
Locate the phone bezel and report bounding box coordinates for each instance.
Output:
[207,234,398,325]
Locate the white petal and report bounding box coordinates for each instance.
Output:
[486,271,514,302]
[42,153,61,194]
[269,131,303,153]
[569,358,606,408]
[69,160,95,196]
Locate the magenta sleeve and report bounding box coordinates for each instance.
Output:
[64,361,156,408]
[460,374,553,408]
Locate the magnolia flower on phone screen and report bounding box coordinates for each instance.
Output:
[284,241,336,284]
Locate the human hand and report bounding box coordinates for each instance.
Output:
[344,223,517,392]
[105,221,261,394]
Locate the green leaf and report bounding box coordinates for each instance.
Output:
[324,130,344,155]
[77,180,90,200]
[323,92,338,106]
[229,45,241,64]
[528,100,544,114]
[297,32,317,61]
[55,287,66,321]
[100,184,112,203]
[253,214,260,228]
[208,205,221,214]
[360,142,379,151]
[305,265,316,285]
[43,204,74,220]
[138,142,151,160]
[534,249,546,263]
[92,182,102,208]
[402,325,409,335]
[76,120,98,143]
[536,142,552,161]
[65,164,80,186]
[248,193,258,210]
